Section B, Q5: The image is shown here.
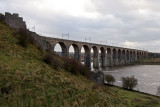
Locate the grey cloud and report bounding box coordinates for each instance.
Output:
[0,0,160,52]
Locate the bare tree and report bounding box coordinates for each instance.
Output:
[121,75,138,90]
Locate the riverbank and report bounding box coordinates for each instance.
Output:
[139,58,160,65]
[92,69,160,98]
[104,83,160,98]
[91,69,160,98]
[106,85,160,106]
[137,62,160,65]
[103,65,160,97]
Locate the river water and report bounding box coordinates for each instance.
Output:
[92,65,160,96]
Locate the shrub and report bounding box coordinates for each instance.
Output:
[1,85,12,95]
[62,57,72,72]
[42,51,90,77]
[42,52,64,70]
[0,14,4,22]
[62,57,90,77]
[121,75,138,90]
[105,74,115,85]
[15,29,35,47]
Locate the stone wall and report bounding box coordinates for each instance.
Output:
[29,32,51,51]
[4,12,26,30]
[2,12,49,51]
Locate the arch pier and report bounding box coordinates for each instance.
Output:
[92,46,99,68]
[100,47,106,67]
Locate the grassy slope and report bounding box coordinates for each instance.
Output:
[0,21,160,107]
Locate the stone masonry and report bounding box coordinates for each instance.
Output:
[4,12,26,30]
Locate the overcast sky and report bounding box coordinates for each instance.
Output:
[0,0,160,52]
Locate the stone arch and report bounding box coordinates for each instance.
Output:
[118,49,122,65]
[137,51,140,60]
[139,52,142,59]
[81,45,91,68]
[69,44,80,61]
[122,50,126,65]
[130,51,133,63]
[133,51,136,62]
[92,46,99,68]
[144,52,148,59]
[100,47,106,67]
[126,50,129,64]
[113,48,117,65]
[107,48,112,66]
[53,42,68,56]
[142,52,144,58]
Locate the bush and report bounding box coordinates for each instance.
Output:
[15,29,35,47]
[121,75,138,90]
[105,74,115,85]
[42,53,90,77]
[0,14,4,22]
[43,52,64,70]
[62,57,90,77]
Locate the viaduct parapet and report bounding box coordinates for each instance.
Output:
[2,12,149,68]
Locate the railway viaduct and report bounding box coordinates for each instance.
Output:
[40,36,148,68]
[3,12,148,68]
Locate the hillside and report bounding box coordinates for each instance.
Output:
[0,21,160,107]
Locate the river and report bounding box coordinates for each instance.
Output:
[92,64,160,96]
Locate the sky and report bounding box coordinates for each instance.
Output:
[0,0,160,52]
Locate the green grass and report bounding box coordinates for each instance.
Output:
[140,58,160,65]
[110,86,160,107]
[0,21,160,107]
